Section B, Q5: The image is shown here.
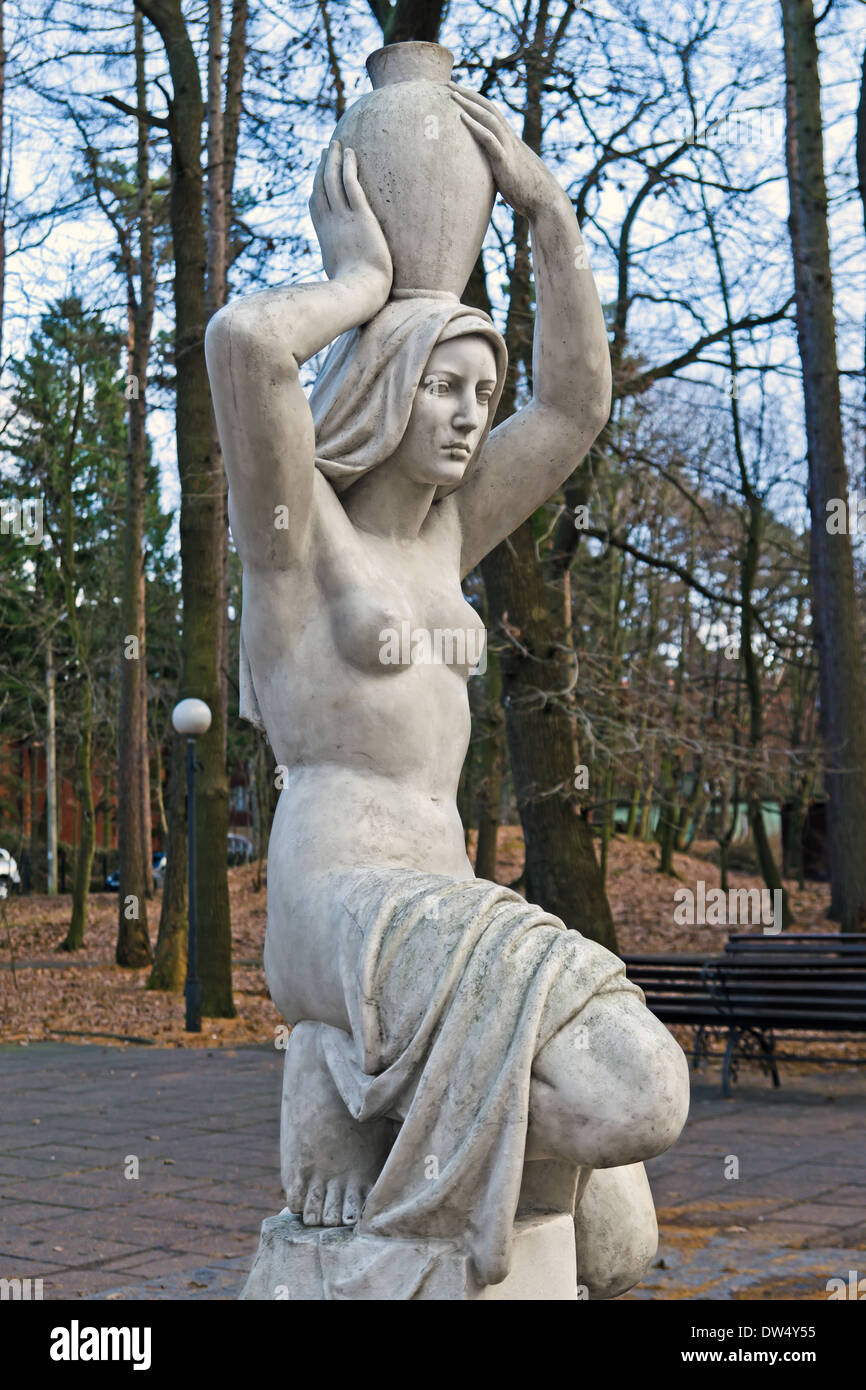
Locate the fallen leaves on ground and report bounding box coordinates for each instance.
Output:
[1,834,861,1067]
[0,863,276,1050]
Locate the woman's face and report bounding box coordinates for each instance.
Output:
[393,335,498,488]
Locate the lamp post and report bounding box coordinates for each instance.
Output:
[171,698,212,1032]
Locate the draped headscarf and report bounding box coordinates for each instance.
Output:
[239,292,508,732]
[310,290,508,500]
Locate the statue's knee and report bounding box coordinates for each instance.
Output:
[530,995,689,1168]
[618,1011,690,1161]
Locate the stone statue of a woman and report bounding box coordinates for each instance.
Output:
[206,59,689,1301]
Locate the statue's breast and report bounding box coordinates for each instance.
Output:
[330,587,417,674]
[327,580,484,679]
[316,499,479,678]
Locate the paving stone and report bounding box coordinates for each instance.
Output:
[741,1222,857,1251]
[0,1254,54,1283]
[80,1262,250,1300]
[4,1234,145,1267]
[729,1171,842,1203]
[1,1042,863,1299]
[0,1199,102,1224]
[625,1232,863,1300]
[39,1269,161,1299]
[813,1186,866,1207]
[180,1182,283,1207]
[768,1202,866,1228]
[95,1250,248,1280]
[823,1225,866,1248]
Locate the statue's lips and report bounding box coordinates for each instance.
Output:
[443,442,471,455]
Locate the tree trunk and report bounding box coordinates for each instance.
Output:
[375,0,448,46]
[62,677,95,950]
[785,772,811,889]
[51,364,96,951]
[102,773,111,853]
[207,0,231,828]
[741,496,794,926]
[224,0,248,207]
[750,793,790,917]
[147,731,188,989]
[116,11,154,967]
[857,42,865,490]
[136,0,234,1012]
[139,606,153,895]
[657,575,690,880]
[781,0,866,932]
[474,642,503,882]
[656,752,679,878]
[481,521,616,950]
[716,776,739,894]
[45,638,57,895]
[465,15,616,950]
[58,377,95,950]
[0,0,6,361]
[676,765,705,851]
[149,713,168,847]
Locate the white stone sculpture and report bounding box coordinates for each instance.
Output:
[205,40,689,1301]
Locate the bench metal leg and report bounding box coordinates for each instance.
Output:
[721,1026,780,1096]
[692,1025,707,1072]
[722,1029,739,1098]
[758,1029,780,1089]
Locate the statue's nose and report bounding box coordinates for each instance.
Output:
[452,394,481,431]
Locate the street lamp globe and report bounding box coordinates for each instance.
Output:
[172,698,212,738]
[171,697,212,1035]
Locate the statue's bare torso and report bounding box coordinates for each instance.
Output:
[246,477,479,1027]
[247,476,478,812]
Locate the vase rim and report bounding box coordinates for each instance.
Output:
[366,41,455,90]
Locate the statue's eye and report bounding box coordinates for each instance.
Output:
[477,390,493,404]
[424,375,450,397]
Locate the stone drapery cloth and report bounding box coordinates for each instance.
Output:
[313,867,643,1295]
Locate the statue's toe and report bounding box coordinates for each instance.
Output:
[303,1181,326,1226]
[322,1180,345,1226]
[342,1180,364,1226]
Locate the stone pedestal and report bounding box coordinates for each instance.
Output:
[240,1209,578,1301]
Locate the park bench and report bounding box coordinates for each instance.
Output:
[620,951,720,1075]
[623,934,866,1096]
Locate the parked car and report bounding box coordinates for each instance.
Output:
[106,852,167,892]
[227,834,254,866]
[0,848,21,897]
[107,840,251,890]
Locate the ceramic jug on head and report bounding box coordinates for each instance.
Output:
[331,41,496,298]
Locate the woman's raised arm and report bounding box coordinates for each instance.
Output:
[446,87,612,577]
[205,143,392,571]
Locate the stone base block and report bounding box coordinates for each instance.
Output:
[240,1208,577,1301]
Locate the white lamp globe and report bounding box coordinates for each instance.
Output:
[172,698,212,737]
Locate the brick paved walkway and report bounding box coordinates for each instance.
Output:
[635,1065,866,1299]
[0,1043,283,1300]
[0,1042,863,1300]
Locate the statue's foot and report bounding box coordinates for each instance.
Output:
[280,1020,396,1228]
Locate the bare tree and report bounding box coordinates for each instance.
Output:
[134,0,235,1013]
[115,12,156,966]
[781,0,866,932]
